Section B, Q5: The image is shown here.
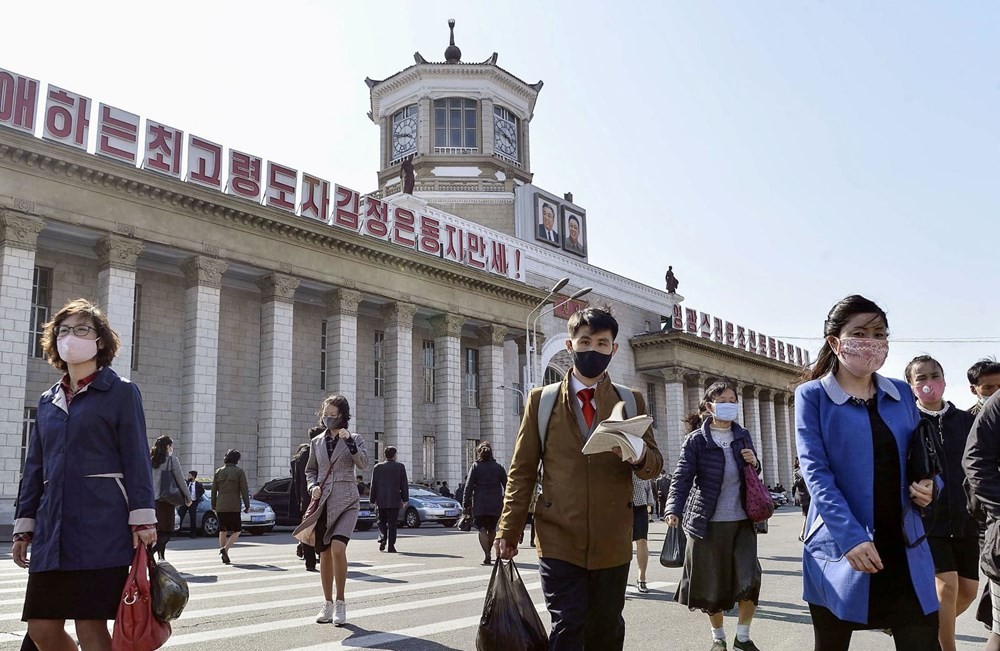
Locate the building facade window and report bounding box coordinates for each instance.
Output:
[131,284,142,371]
[434,98,477,152]
[464,348,479,408]
[373,431,382,465]
[320,321,328,390]
[543,366,563,386]
[465,438,481,476]
[422,340,435,403]
[422,435,436,480]
[374,331,385,397]
[21,407,36,474]
[647,382,657,428]
[390,104,418,164]
[29,266,53,359]
[492,105,519,165]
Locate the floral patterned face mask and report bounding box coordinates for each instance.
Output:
[834,337,888,377]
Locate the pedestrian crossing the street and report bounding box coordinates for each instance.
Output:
[0,533,675,650]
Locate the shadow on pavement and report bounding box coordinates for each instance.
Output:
[228,563,287,571]
[333,624,463,650]
[180,574,219,584]
[394,552,463,559]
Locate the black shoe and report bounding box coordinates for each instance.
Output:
[482,555,492,565]
[305,564,318,572]
[387,547,398,553]
[732,637,759,651]
[220,548,230,564]
[379,541,386,552]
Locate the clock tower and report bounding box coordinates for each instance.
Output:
[366,19,543,235]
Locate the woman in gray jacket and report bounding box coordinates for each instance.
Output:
[150,435,191,560]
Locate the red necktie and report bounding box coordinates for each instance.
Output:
[577,388,596,428]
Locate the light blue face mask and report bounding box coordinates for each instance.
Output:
[713,402,740,422]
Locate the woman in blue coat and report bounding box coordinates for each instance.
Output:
[12,298,156,650]
[795,295,938,650]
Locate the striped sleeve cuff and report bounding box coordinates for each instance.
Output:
[13,518,35,535]
[128,508,157,526]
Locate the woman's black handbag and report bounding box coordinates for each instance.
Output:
[457,512,473,532]
[907,419,944,484]
[150,559,189,622]
[659,525,686,568]
[158,466,185,507]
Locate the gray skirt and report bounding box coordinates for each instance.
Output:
[674,519,761,614]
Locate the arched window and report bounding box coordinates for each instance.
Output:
[434,98,477,153]
[543,366,563,386]
[390,104,418,164]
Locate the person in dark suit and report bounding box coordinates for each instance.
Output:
[290,442,318,571]
[178,469,206,538]
[536,202,560,244]
[370,446,408,553]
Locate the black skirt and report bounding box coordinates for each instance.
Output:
[22,566,129,620]
[674,519,762,614]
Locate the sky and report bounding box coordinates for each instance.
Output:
[3,1,998,408]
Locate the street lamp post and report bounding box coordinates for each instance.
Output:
[524,278,568,391]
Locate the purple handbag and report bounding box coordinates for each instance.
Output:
[743,464,775,523]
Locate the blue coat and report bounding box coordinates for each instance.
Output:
[795,372,938,624]
[666,419,759,540]
[14,367,155,572]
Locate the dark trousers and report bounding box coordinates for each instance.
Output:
[808,603,940,651]
[538,557,629,651]
[177,501,200,537]
[297,542,317,568]
[378,508,399,549]
[657,495,667,518]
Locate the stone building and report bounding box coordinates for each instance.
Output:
[0,24,803,524]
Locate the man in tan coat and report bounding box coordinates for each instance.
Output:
[495,306,662,650]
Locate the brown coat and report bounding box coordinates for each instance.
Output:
[497,373,662,570]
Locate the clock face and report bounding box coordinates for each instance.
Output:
[494,118,518,158]
[392,116,417,156]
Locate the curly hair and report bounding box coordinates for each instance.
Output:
[40,298,121,373]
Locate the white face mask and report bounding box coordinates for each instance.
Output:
[713,402,740,422]
[57,335,98,365]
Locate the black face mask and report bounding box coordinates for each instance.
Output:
[572,349,613,379]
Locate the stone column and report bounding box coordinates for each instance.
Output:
[323,288,362,401]
[418,96,432,156]
[683,372,702,415]
[482,98,495,157]
[478,325,508,466]
[256,273,299,485]
[742,385,763,454]
[774,392,794,491]
[430,313,464,487]
[0,210,44,517]
[94,234,144,379]
[757,389,778,484]
[179,257,227,471]
[788,397,799,459]
[381,302,417,468]
[661,367,686,473]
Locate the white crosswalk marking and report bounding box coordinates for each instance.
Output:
[0,536,677,650]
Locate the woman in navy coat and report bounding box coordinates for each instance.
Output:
[795,295,938,650]
[12,299,156,650]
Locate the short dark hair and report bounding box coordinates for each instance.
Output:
[224,449,241,464]
[904,355,943,384]
[567,305,618,340]
[188,470,198,478]
[384,446,397,460]
[41,298,122,373]
[568,215,580,228]
[541,203,555,218]
[968,358,1000,385]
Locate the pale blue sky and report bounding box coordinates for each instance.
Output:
[3,1,997,407]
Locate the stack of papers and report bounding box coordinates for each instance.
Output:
[581,401,652,464]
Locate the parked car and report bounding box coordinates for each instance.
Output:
[253,477,376,531]
[389,484,462,529]
[172,487,277,536]
[770,489,788,508]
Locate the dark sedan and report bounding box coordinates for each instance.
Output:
[254,477,376,531]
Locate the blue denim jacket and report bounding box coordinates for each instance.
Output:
[795,372,938,624]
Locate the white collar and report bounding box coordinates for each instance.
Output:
[820,371,900,405]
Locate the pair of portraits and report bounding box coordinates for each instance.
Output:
[534,194,586,257]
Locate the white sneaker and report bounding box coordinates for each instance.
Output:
[316,600,334,624]
[333,599,347,626]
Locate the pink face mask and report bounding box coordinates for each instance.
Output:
[57,335,98,365]
[835,337,888,377]
[913,378,946,404]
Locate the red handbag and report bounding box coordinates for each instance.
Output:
[742,463,776,524]
[111,543,171,651]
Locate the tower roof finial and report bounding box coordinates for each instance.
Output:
[444,18,462,63]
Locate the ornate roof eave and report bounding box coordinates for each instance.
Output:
[0,133,548,311]
[629,330,802,375]
[365,57,543,122]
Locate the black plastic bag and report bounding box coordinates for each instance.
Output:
[151,560,189,622]
[476,559,547,651]
[659,525,686,568]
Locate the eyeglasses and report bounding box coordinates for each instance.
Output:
[55,325,97,338]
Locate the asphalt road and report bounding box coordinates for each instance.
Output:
[0,508,990,650]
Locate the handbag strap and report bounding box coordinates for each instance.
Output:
[315,446,338,493]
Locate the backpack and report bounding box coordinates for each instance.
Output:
[536,381,638,453]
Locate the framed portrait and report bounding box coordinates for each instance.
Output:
[560,206,586,257]
[534,193,560,247]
